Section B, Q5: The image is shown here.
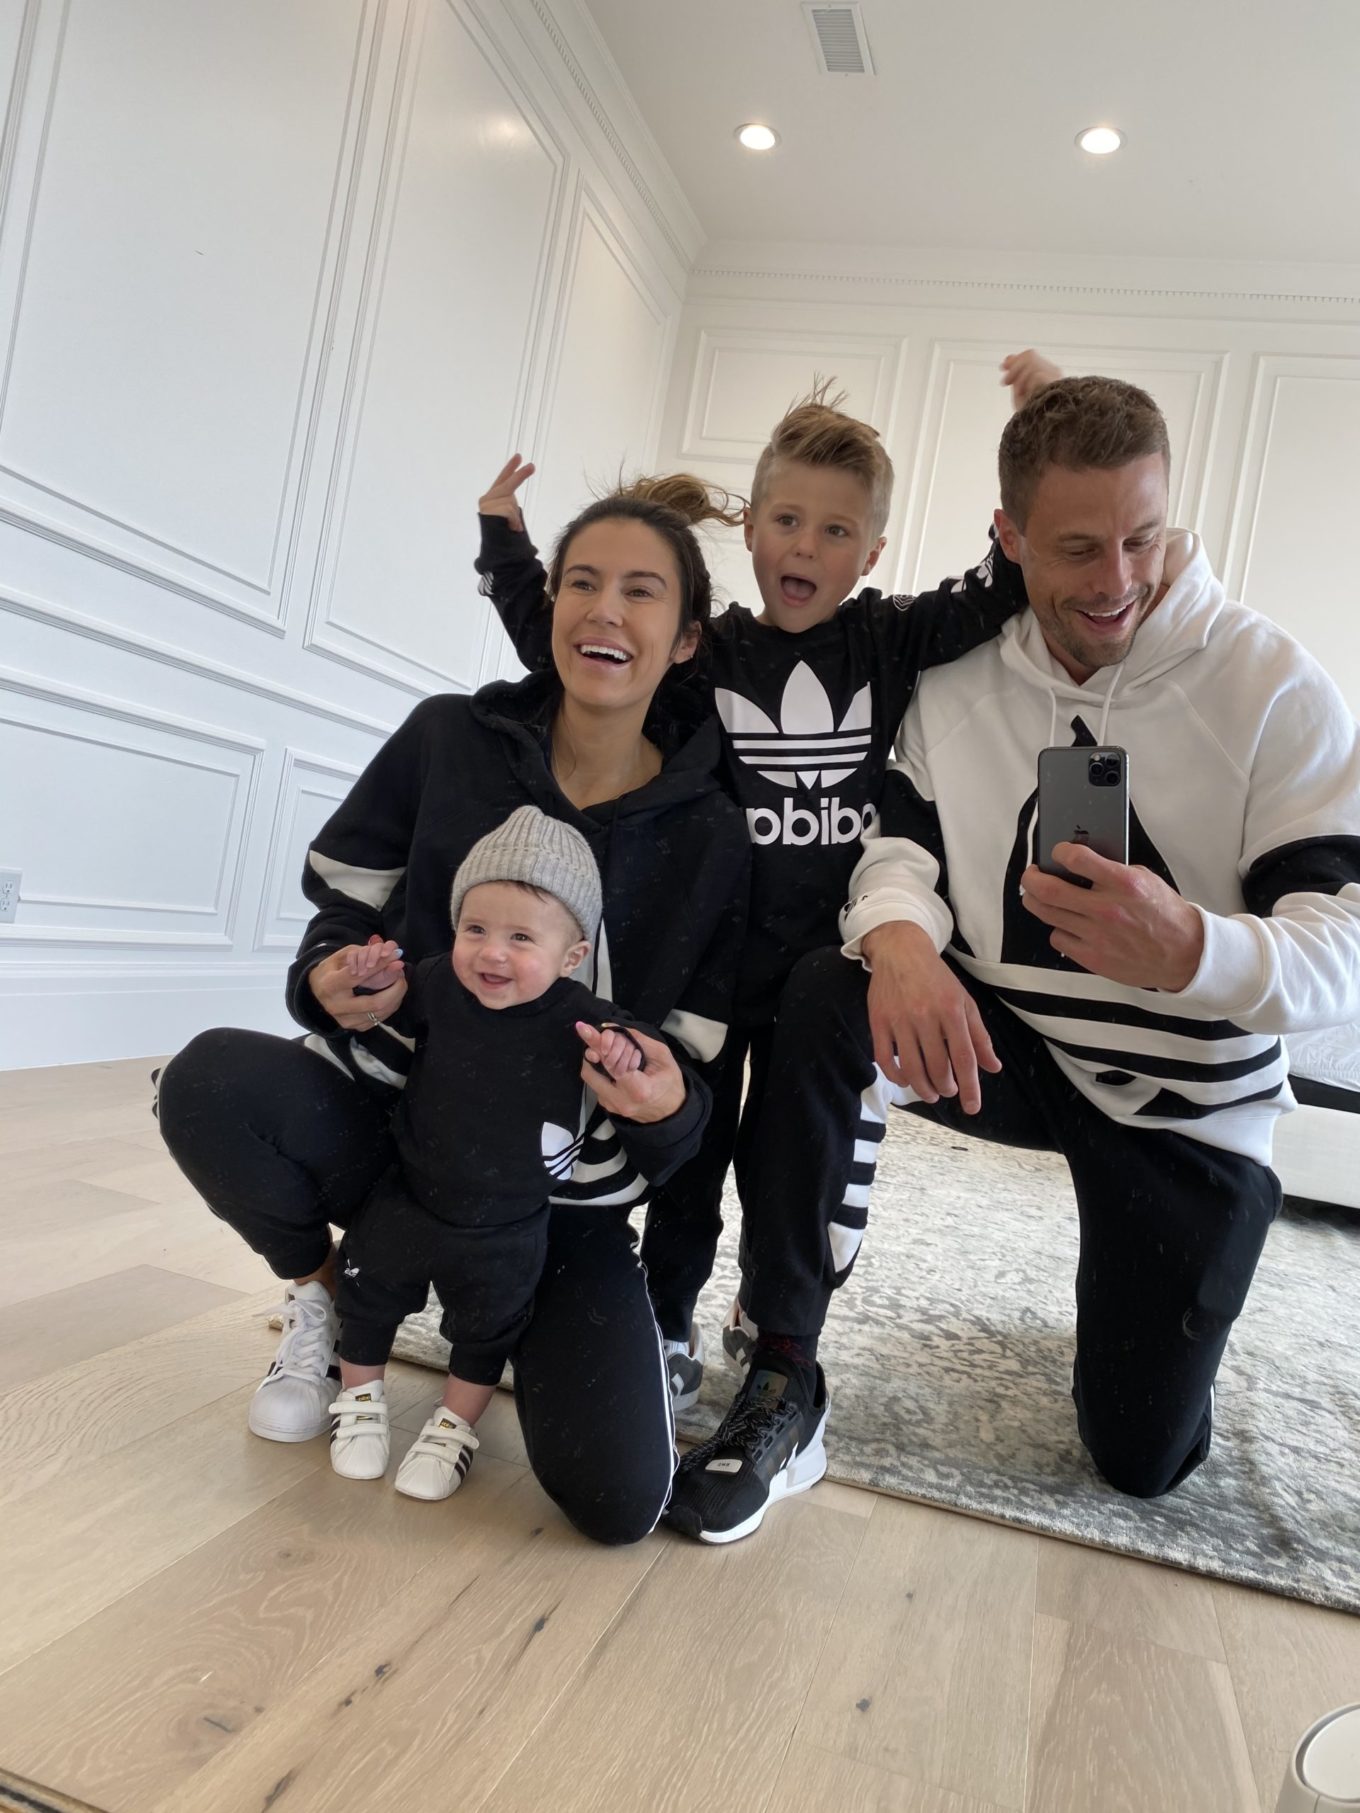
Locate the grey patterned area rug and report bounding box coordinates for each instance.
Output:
[392,1112,1360,1612]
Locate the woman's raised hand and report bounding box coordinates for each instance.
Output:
[577,1023,686,1123]
[478,454,536,532]
[308,936,407,1030]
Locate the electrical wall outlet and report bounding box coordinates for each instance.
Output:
[0,870,20,924]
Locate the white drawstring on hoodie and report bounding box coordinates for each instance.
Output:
[1043,659,1124,752]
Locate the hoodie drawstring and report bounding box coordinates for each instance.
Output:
[1045,660,1125,750]
[1096,662,1124,746]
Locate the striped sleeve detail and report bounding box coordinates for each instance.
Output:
[1242,835,1360,913]
[660,1007,727,1064]
[306,849,406,912]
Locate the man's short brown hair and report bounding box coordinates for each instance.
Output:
[751,378,894,537]
[999,375,1171,528]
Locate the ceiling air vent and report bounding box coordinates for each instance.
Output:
[803,3,874,76]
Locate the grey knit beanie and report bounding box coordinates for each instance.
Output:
[450,806,602,943]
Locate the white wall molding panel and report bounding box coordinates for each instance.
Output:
[1222,354,1360,713]
[657,274,1360,714]
[0,0,695,1067]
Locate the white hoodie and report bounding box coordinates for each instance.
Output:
[841,532,1360,1164]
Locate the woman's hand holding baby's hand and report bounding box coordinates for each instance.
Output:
[309,936,406,1030]
[577,1024,685,1122]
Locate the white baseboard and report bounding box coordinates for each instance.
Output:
[0,965,296,1070]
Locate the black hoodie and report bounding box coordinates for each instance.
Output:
[476,515,1027,1019]
[287,672,750,1205]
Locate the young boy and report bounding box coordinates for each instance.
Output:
[327,805,709,1500]
[473,362,1035,1405]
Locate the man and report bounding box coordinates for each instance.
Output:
[666,364,1360,1544]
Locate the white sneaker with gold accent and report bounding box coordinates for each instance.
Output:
[328,1382,390,1480]
[394,1409,479,1501]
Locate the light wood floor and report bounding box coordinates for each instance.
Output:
[1,1061,1356,1813]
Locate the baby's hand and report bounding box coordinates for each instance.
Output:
[577,1024,686,1123]
[345,934,404,993]
[579,1023,644,1080]
[309,940,406,1029]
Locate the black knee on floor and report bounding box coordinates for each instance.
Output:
[1082,1428,1207,1500]
[555,1489,669,1547]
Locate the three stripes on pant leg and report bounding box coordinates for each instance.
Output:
[826,1066,903,1284]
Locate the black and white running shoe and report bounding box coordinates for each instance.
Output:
[664,1362,828,1543]
[663,1323,705,1414]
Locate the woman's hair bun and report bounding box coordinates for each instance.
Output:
[616,472,745,529]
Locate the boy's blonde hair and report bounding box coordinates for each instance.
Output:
[750,378,894,538]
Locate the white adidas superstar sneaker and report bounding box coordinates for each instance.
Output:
[394,1409,479,1501]
[248,1280,340,1443]
[328,1381,391,1480]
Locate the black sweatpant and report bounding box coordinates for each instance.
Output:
[336,1184,548,1385]
[737,949,1281,1500]
[639,1024,773,1340]
[156,1028,676,1543]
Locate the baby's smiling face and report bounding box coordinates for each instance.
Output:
[452,881,588,1009]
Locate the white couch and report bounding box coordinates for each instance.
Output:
[1275,1024,1360,1212]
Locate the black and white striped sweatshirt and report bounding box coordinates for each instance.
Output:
[841,532,1360,1164]
[287,674,749,1207]
[477,515,1026,1022]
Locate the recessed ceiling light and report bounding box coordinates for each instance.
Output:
[736,122,779,152]
[1076,125,1123,156]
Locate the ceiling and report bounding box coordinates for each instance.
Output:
[582,0,1360,267]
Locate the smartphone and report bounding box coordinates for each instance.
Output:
[1036,746,1129,885]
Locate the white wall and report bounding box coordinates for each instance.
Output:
[5,7,1358,1073]
[658,244,1360,717]
[0,0,700,1068]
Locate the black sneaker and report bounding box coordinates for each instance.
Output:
[665,1362,828,1544]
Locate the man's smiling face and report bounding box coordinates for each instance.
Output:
[996,452,1170,683]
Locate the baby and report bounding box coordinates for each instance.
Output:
[328,804,709,1500]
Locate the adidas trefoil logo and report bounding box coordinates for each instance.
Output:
[716,662,871,790]
[950,545,996,594]
[541,1120,585,1181]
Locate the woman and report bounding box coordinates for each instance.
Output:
[157,478,751,1544]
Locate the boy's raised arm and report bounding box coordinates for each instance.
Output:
[474,454,554,672]
[858,352,1067,716]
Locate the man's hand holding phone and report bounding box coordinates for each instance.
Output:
[861,922,1002,1113]
[1021,843,1205,991]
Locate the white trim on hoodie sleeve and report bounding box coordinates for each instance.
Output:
[839,695,956,964]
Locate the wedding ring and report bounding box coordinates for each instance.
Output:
[366,1010,379,1027]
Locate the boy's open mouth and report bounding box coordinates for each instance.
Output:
[779,576,817,605]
